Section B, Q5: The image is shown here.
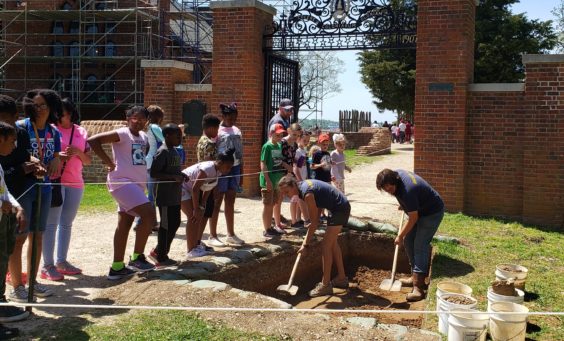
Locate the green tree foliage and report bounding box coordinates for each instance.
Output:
[359,0,558,117]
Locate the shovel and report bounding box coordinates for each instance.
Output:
[379,212,405,291]
[276,252,303,296]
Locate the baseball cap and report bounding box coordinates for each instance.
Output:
[271,123,286,135]
[318,133,330,143]
[279,98,294,110]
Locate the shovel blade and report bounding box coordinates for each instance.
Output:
[277,284,298,296]
[379,279,402,292]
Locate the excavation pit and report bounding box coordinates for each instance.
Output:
[209,231,432,327]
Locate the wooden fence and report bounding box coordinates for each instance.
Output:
[339,110,372,132]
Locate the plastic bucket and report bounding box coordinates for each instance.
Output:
[495,270,527,291]
[436,281,473,313]
[438,293,477,335]
[489,302,528,341]
[487,287,524,311]
[447,309,489,341]
[496,264,528,280]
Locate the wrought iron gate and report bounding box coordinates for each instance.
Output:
[263,53,300,140]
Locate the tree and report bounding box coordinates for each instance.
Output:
[359,0,558,118]
[553,0,564,52]
[296,52,344,110]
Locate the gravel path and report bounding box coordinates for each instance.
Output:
[12,143,414,334]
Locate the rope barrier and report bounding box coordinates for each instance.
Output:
[0,302,560,316]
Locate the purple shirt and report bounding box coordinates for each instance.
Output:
[107,127,148,191]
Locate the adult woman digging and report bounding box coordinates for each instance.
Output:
[88,106,156,280]
[41,98,91,281]
[375,169,444,302]
[278,175,350,297]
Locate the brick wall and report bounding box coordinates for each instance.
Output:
[415,0,476,212]
[355,128,392,156]
[81,120,126,183]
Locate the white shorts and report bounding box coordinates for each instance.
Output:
[181,182,193,201]
[110,183,149,216]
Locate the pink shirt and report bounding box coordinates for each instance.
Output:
[107,127,148,192]
[57,124,89,189]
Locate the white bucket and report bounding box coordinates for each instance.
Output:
[489,302,529,341]
[438,293,477,335]
[447,309,489,341]
[495,269,527,291]
[436,281,473,313]
[496,264,528,280]
[487,287,525,311]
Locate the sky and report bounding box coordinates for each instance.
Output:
[308,0,560,124]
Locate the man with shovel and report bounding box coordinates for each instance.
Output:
[376,169,444,302]
[277,175,350,297]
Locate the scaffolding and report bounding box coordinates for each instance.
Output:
[0,0,213,119]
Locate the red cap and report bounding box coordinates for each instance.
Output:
[318,133,330,143]
[272,123,286,135]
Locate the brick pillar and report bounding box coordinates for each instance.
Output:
[141,60,193,123]
[210,0,276,196]
[522,55,564,228]
[414,0,476,211]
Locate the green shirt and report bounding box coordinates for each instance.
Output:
[260,141,284,188]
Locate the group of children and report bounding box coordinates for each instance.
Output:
[260,123,351,239]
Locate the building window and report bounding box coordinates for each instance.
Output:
[85,40,97,57]
[69,41,79,57]
[52,21,64,34]
[86,24,98,34]
[69,21,79,34]
[105,22,116,34]
[61,2,72,10]
[52,41,64,57]
[85,75,98,103]
[53,74,64,94]
[105,41,116,57]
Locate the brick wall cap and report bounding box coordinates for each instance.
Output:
[469,83,524,92]
[140,60,194,71]
[210,0,276,15]
[522,54,564,64]
[175,84,213,92]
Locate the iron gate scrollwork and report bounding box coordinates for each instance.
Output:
[263,54,300,140]
[264,0,417,51]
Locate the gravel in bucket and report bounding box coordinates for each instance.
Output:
[444,295,475,305]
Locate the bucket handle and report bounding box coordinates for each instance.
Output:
[492,325,527,341]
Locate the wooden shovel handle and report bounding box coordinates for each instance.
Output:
[390,212,405,280]
[287,252,302,287]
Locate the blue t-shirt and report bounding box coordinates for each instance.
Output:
[394,169,444,217]
[17,118,61,187]
[298,179,349,213]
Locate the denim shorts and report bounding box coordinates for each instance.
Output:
[18,184,52,234]
[217,165,241,193]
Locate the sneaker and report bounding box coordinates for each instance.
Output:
[280,214,290,224]
[263,229,279,240]
[290,221,304,228]
[155,258,179,268]
[331,276,349,289]
[56,261,82,276]
[309,282,333,297]
[148,248,159,263]
[107,266,136,280]
[5,272,27,286]
[225,235,245,246]
[32,283,53,298]
[186,247,209,259]
[197,244,214,252]
[40,266,64,281]
[207,236,226,247]
[127,254,155,273]
[273,226,287,234]
[8,286,31,303]
[0,300,30,322]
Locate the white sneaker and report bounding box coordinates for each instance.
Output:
[273,226,287,234]
[186,248,209,259]
[225,235,245,246]
[207,236,226,247]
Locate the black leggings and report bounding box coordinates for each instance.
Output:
[156,205,181,261]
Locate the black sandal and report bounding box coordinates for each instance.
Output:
[0,325,19,340]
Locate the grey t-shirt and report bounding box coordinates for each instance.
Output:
[150,145,182,207]
[298,179,349,213]
[330,150,345,180]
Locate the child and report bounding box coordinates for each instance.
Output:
[182,150,235,258]
[308,144,320,179]
[88,106,156,280]
[281,123,302,228]
[148,124,184,267]
[197,114,222,247]
[210,103,244,246]
[260,124,286,239]
[311,134,332,183]
[0,120,29,330]
[293,130,311,226]
[330,134,351,194]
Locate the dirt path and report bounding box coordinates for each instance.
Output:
[12,143,414,335]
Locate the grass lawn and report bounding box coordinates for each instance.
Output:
[344,149,386,168]
[30,311,279,340]
[427,213,563,340]
[79,184,115,213]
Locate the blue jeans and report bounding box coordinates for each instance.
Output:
[43,186,84,266]
[403,210,444,275]
[18,184,52,234]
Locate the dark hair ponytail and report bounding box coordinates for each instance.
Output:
[217,147,235,164]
